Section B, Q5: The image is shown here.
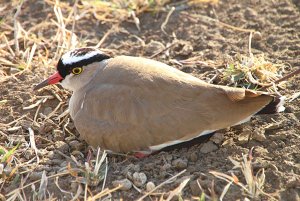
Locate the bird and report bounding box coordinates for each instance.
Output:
[34,47,285,156]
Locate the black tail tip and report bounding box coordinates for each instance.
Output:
[257,96,286,115]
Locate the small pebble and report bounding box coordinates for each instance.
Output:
[146,182,156,192]
[244,8,258,19]
[253,31,262,41]
[210,133,225,144]
[47,151,55,159]
[200,141,218,153]
[223,138,235,147]
[189,179,201,196]
[252,128,266,142]
[132,164,140,172]
[3,166,12,176]
[172,158,188,170]
[189,152,198,162]
[255,146,269,155]
[112,179,132,191]
[237,130,251,144]
[10,67,20,74]
[30,171,44,180]
[133,172,147,187]
[69,140,84,150]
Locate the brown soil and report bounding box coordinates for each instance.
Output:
[0,0,299,200]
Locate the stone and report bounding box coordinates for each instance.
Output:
[112,179,132,191]
[30,171,44,180]
[122,164,140,176]
[200,142,218,153]
[255,146,269,155]
[222,138,234,147]
[244,8,258,20]
[10,67,20,74]
[146,181,155,192]
[252,128,266,142]
[132,172,147,187]
[189,179,201,196]
[189,152,198,162]
[210,133,225,144]
[237,130,251,144]
[253,31,262,41]
[69,140,84,150]
[172,159,188,170]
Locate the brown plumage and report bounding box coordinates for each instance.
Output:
[34,48,285,153]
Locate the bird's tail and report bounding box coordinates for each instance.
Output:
[256,96,286,114]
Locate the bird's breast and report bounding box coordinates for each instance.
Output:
[69,91,86,119]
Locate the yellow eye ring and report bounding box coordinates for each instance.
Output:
[72,67,83,75]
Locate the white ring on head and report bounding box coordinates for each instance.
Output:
[61,48,103,65]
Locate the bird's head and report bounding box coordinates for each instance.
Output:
[34,47,110,91]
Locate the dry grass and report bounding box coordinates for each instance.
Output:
[209,148,275,200]
[221,53,287,91]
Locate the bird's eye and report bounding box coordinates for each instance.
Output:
[72,67,83,75]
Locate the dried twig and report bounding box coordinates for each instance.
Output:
[6,171,70,198]
[260,67,300,90]
[13,0,24,56]
[28,127,40,164]
[165,177,190,201]
[137,169,186,201]
[161,7,176,35]
[184,12,255,33]
[149,42,177,59]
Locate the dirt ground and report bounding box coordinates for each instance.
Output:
[0,0,299,200]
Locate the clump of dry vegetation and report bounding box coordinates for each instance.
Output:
[210,148,274,200]
[222,53,287,90]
